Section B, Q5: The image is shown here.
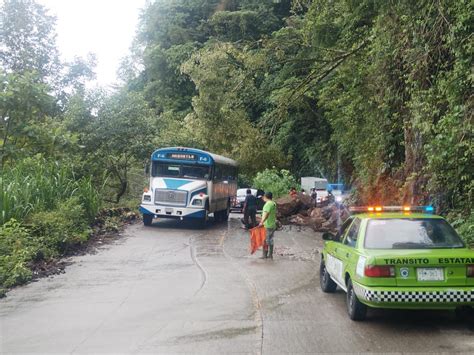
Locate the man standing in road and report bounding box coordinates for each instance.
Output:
[310,188,318,207]
[243,189,257,229]
[258,192,277,259]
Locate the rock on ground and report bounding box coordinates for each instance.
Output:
[277,198,350,234]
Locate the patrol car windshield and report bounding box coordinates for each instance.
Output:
[365,219,465,249]
[152,162,211,180]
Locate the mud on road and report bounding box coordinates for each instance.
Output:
[1,215,473,353]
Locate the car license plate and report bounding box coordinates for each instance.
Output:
[417,268,444,281]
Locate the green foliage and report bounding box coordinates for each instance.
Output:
[0,71,56,166]
[28,197,90,256]
[180,41,289,175]
[66,89,158,203]
[0,219,34,288]
[448,211,474,247]
[126,0,292,175]
[252,168,299,199]
[0,0,60,78]
[0,157,100,225]
[0,198,92,290]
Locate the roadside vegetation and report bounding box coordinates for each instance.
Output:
[253,168,300,199]
[1,0,472,293]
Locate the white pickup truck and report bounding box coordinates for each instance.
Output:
[301,177,329,203]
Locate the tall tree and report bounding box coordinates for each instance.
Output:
[0,0,60,80]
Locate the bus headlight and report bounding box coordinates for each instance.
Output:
[143,194,151,202]
[192,199,203,206]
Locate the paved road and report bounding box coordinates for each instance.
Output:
[1,216,473,354]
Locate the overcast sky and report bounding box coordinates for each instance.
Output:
[38,0,146,88]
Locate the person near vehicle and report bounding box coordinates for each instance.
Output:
[258,192,277,259]
[289,187,297,198]
[301,188,306,195]
[243,188,257,229]
[310,188,318,206]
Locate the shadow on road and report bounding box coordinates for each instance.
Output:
[330,289,474,331]
[368,308,474,329]
[144,212,244,231]
[145,216,224,231]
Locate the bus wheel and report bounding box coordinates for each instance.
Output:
[143,214,153,226]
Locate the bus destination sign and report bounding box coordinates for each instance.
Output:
[168,153,197,160]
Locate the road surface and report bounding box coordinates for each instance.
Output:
[1,216,473,353]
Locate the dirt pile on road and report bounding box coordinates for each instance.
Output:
[276,194,349,233]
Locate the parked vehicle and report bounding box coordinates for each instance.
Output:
[320,205,474,321]
[301,177,329,203]
[328,183,350,203]
[231,188,265,212]
[140,147,238,227]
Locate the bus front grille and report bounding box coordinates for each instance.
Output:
[154,189,187,206]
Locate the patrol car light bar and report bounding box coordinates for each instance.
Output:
[349,206,435,213]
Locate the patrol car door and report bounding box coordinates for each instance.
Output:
[325,217,354,286]
[336,218,361,285]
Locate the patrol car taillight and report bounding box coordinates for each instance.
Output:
[364,265,395,277]
[467,265,474,277]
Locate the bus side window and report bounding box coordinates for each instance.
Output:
[214,165,222,180]
[222,166,229,181]
[225,166,232,181]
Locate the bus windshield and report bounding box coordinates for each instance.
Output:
[152,162,211,180]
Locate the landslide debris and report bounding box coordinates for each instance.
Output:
[276,194,349,233]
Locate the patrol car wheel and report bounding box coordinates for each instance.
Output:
[346,279,367,321]
[319,260,337,293]
[143,214,153,226]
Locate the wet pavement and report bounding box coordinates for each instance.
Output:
[1,215,473,354]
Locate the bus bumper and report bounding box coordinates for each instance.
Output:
[139,204,206,219]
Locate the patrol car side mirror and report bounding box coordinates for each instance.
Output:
[322,232,336,241]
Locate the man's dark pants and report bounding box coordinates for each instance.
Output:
[244,208,257,228]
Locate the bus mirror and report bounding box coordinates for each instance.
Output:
[145,164,150,175]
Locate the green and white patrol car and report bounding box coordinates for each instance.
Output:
[320,206,474,321]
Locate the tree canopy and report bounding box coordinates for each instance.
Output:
[1,0,472,241]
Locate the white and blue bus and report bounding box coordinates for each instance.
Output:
[139,147,238,226]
